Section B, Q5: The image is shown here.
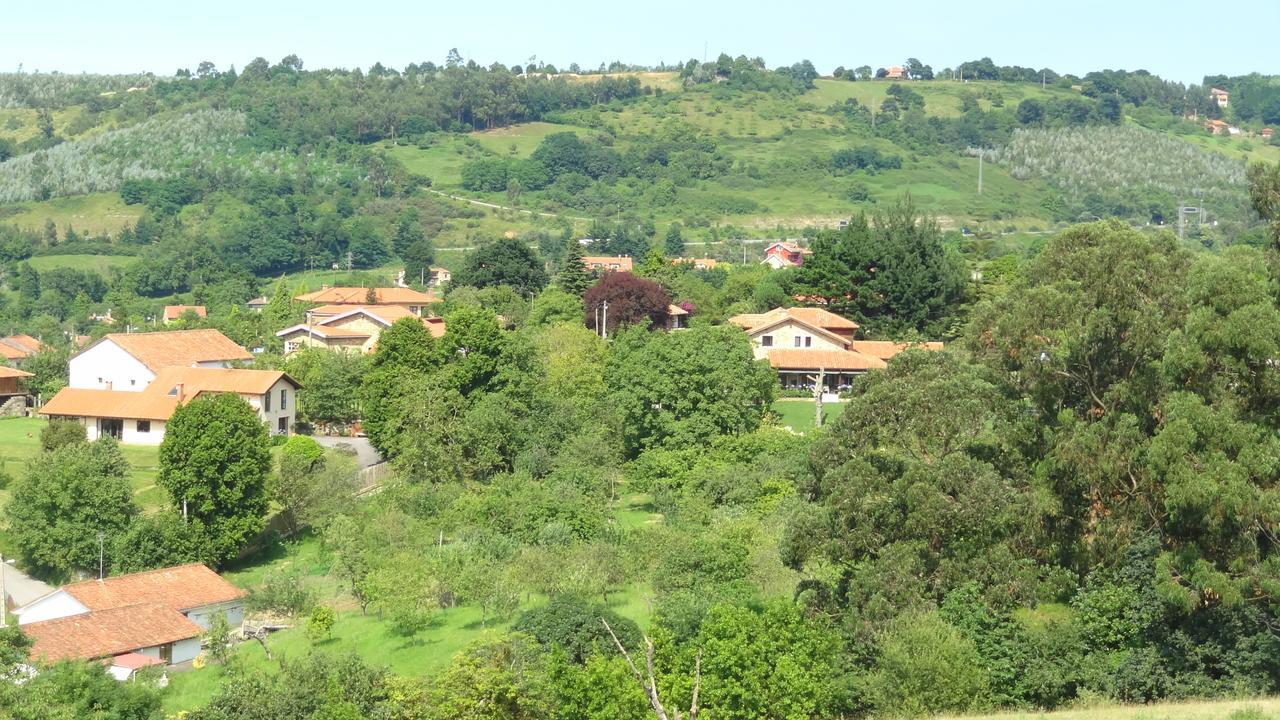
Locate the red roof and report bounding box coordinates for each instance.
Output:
[111,652,165,670]
[295,287,436,305]
[162,305,207,322]
[767,348,887,371]
[848,340,944,360]
[60,563,245,614]
[79,329,252,372]
[0,366,33,379]
[24,603,202,662]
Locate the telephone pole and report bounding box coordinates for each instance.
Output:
[0,552,7,628]
[977,150,984,195]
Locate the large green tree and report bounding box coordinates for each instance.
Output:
[158,393,272,564]
[6,438,137,581]
[359,316,441,454]
[454,236,549,296]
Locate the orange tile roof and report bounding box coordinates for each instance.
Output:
[667,304,689,316]
[673,257,719,269]
[40,388,179,421]
[84,329,252,372]
[0,335,40,360]
[0,366,33,379]
[849,340,944,360]
[149,367,299,397]
[767,348,887,371]
[729,307,859,332]
[24,603,203,662]
[277,325,373,340]
[295,287,436,305]
[61,563,246,613]
[5,335,40,352]
[316,305,420,326]
[422,316,447,338]
[583,256,634,272]
[162,305,207,321]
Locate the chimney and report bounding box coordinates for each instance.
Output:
[175,383,185,403]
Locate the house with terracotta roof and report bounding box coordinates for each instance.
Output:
[886,66,908,80]
[69,328,253,393]
[42,367,300,443]
[1210,87,1229,107]
[729,307,942,390]
[1264,128,1274,140]
[276,305,447,355]
[0,334,41,361]
[295,286,437,314]
[761,242,812,270]
[15,564,245,669]
[583,256,634,274]
[161,305,207,324]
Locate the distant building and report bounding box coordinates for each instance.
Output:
[161,305,206,324]
[69,329,253,392]
[761,242,812,270]
[1210,87,1230,107]
[886,66,908,80]
[0,365,33,415]
[582,256,634,273]
[1205,119,1232,135]
[0,334,40,362]
[672,257,719,270]
[246,296,270,312]
[277,304,446,355]
[1262,128,1274,140]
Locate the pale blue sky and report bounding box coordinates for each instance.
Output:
[4,0,1274,84]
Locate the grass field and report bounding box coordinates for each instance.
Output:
[806,79,1075,118]
[771,399,846,433]
[25,253,138,275]
[469,121,595,158]
[938,697,1280,720]
[0,192,143,236]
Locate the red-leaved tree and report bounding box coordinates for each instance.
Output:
[584,272,672,334]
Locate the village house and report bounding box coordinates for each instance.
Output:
[294,286,436,315]
[886,65,908,80]
[1210,87,1229,107]
[68,328,253,392]
[41,366,300,444]
[277,304,447,355]
[15,564,245,672]
[673,257,719,270]
[1263,128,1274,140]
[729,307,942,391]
[0,334,41,362]
[1205,119,1233,135]
[0,365,33,416]
[761,242,812,270]
[246,296,270,312]
[161,305,207,324]
[583,255,634,273]
[666,304,690,330]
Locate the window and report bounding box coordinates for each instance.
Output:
[264,391,271,412]
[794,336,803,348]
[284,340,300,353]
[137,420,150,433]
[159,643,172,665]
[280,389,288,410]
[130,379,136,386]
[278,416,288,434]
[761,335,774,347]
[805,336,812,348]
[97,377,103,384]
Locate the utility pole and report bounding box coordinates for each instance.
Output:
[1178,199,1186,242]
[97,531,104,581]
[0,552,7,628]
[601,300,609,340]
[346,251,353,272]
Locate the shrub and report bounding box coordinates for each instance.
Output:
[864,610,991,717]
[40,419,86,452]
[247,568,316,617]
[514,595,642,663]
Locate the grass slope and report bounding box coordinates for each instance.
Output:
[0,192,143,236]
[25,253,138,275]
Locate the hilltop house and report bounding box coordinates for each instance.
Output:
[1210,87,1230,107]
[277,304,446,355]
[583,256,634,273]
[761,242,812,270]
[886,66,908,80]
[1206,119,1234,135]
[68,328,252,392]
[161,305,207,324]
[15,564,245,671]
[729,307,942,391]
[295,286,436,315]
[398,266,452,287]
[42,366,300,443]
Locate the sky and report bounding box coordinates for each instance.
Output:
[3,0,1275,84]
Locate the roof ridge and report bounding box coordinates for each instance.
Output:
[65,562,207,590]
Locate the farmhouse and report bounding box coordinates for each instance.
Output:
[161,305,207,324]
[730,307,942,391]
[583,255,634,273]
[295,286,437,315]
[761,242,812,269]
[1210,87,1229,107]
[69,328,253,392]
[41,366,300,444]
[15,564,245,669]
[1205,119,1232,135]
[886,66,908,80]
[277,304,447,355]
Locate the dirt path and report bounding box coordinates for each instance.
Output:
[424,189,593,222]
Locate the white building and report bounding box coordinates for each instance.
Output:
[15,564,246,669]
[69,328,253,392]
[41,366,301,444]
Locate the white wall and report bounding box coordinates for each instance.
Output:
[185,601,244,631]
[15,590,89,625]
[257,379,297,436]
[69,341,155,392]
[171,637,202,664]
[75,417,166,446]
[748,319,847,360]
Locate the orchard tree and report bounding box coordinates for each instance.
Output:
[6,438,137,580]
[158,393,272,564]
[454,236,549,296]
[360,316,441,454]
[584,272,672,335]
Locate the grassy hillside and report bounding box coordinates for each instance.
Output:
[0,192,143,236]
[25,253,138,275]
[806,78,1073,117]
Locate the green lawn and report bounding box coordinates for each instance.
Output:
[469,121,595,158]
[25,254,139,276]
[771,399,846,433]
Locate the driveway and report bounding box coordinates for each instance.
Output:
[3,560,52,607]
[311,436,382,469]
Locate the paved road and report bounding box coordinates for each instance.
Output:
[311,436,382,469]
[3,560,52,607]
